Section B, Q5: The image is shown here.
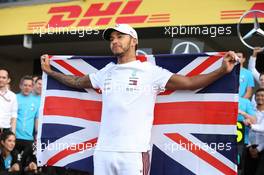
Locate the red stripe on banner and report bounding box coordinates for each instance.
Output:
[53,60,84,76]
[221,10,245,13]
[147,20,170,23]
[153,101,238,125]
[186,55,222,77]
[221,17,240,20]
[148,17,170,20]
[220,13,243,16]
[116,16,148,23]
[47,138,97,166]
[44,96,102,122]
[151,14,170,17]
[165,133,237,175]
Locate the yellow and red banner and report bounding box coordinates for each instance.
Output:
[0,0,263,36]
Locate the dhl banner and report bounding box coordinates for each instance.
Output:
[0,0,263,36]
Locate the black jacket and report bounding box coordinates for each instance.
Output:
[0,150,21,174]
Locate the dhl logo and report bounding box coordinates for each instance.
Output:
[220,2,264,20]
[28,0,170,30]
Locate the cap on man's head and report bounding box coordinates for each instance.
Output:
[103,24,138,41]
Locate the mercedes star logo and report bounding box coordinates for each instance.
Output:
[172,41,201,54]
[237,10,264,50]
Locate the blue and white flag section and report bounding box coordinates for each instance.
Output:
[37,53,239,175]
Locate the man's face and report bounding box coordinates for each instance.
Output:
[260,75,264,88]
[109,31,136,57]
[20,79,33,96]
[34,79,42,95]
[255,90,264,105]
[236,53,245,66]
[0,70,10,89]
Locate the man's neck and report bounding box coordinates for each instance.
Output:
[0,86,7,92]
[117,51,136,64]
[21,92,30,96]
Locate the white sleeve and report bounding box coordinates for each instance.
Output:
[248,56,260,84]
[251,124,264,133]
[89,63,112,89]
[152,65,173,90]
[89,73,102,89]
[251,112,264,133]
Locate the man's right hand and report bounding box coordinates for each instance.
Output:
[40,54,53,75]
[40,54,93,89]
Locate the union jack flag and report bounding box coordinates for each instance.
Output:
[37,53,239,175]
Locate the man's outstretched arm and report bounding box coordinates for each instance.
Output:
[165,51,238,91]
[40,54,93,89]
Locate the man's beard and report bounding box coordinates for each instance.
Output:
[112,45,130,57]
[112,39,132,57]
[113,51,124,57]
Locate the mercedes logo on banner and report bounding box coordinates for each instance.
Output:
[237,10,264,50]
[172,41,201,54]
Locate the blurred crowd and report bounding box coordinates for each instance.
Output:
[0,48,263,175]
[234,47,264,175]
[0,74,91,174]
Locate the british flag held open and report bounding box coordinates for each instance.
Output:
[37,53,239,175]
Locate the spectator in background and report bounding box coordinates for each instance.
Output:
[236,51,255,99]
[251,73,264,108]
[0,68,17,134]
[248,47,264,107]
[237,96,256,171]
[238,97,257,144]
[32,76,38,83]
[242,88,264,175]
[15,76,39,171]
[0,130,21,175]
[32,76,42,97]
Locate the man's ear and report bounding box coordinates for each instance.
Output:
[134,38,138,45]
[7,78,11,84]
[132,38,138,47]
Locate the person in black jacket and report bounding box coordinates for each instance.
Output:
[0,130,21,175]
